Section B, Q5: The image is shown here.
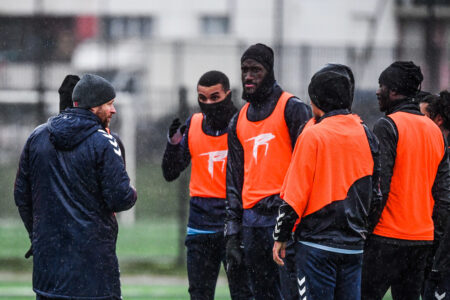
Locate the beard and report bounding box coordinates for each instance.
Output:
[95,107,111,128]
[242,71,275,105]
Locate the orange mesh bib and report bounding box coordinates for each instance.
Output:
[373,112,445,240]
[236,92,293,209]
[188,113,228,198]
[281,114,373,220]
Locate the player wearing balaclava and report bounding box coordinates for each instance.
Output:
[162,71,252,300]
[361,61,450,300]
[225,43,312,300]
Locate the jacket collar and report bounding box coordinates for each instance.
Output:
[316,109,351,124]
[386,98,420,115]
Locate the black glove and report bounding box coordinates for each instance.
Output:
[24,245,33,259]
[58,75,80,112]
[428,270,442,282]
[168,118,186,139]
[226,234,243,272]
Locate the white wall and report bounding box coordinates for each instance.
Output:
[0,0,397,47]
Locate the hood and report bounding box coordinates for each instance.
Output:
[48,108,102,150]
[308,64,355,113]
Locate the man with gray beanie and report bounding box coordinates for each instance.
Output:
[225,43,311,300]
[14,74,137,300]
[361,61,450,300]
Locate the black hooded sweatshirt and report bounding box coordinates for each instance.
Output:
[225,83,312,236]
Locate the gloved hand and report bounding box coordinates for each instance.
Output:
[428,270,442,282]
[58,75,80,112]
[226,234,244,272]
[168,118,186,144]
[24,245,33,259]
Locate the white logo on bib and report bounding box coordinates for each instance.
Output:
[200,150,228,178]
[246,133,275,163]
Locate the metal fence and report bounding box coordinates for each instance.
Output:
[0,41,448,220]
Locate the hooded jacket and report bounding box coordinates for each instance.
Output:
[14,108,137,299]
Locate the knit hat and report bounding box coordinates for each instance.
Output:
[308,64,355,113]
[58,74,80,112]
[379,61,423,97]
[72,74,116,108]
[241,43,274,72]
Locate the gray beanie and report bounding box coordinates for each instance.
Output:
[72,74,116,108]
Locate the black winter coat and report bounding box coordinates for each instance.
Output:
[14,108,137,299]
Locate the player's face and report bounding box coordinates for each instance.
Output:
[311,101,323,119]
[241,59,268,95]
[91,99,116,128]
[376,84,391,112]
[197,84,229,104]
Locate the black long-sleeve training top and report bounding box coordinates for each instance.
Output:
[225,83,312,236]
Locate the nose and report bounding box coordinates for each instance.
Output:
[243,71,253,81]
[203,99,216,104]
[111,104,116,114]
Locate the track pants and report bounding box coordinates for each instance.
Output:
[423,272,450,300]
[185,232,253,300]
[242,226,298,300]
[295,242,363,300]
[361,236,432,300]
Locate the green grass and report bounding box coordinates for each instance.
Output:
[0,219,183,273]
[0,220,395,299]
[0,277,234,300]
[0,278,393,300]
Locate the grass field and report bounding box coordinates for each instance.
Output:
[0,220,393,300]
[0,274,234,300]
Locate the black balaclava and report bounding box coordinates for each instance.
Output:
[308,64,355,113]
[197,70,237,130]
[379,61,423,97]
[241,43,276,104]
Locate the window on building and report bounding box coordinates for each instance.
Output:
[103,17,153,40]
[201,16,230,35]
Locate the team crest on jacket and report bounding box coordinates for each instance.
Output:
[98,129,122,157]
[245,133,275,163]
[199,150,227,178]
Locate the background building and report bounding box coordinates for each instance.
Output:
[0,0,448,280]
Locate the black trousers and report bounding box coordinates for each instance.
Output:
[361,237,432,300]
[185,232,253,300]
[242,226,298,300]
[423,272,450,300]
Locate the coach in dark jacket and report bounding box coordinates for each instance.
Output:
[14,74,137,300]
